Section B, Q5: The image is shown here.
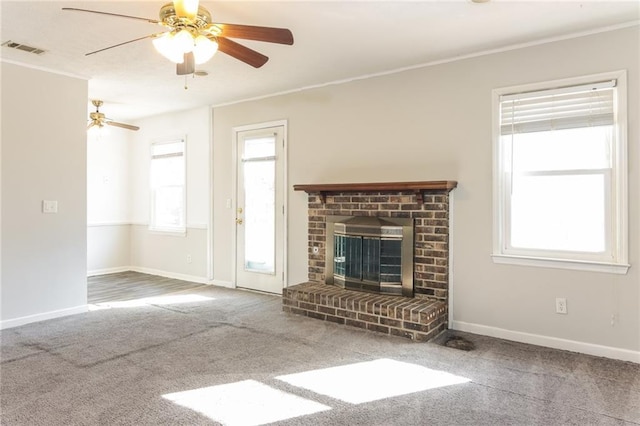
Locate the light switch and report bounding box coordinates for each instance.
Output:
[42,200,58,214]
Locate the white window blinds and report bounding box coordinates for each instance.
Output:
[151,140,184,159]
[500,80,616,135]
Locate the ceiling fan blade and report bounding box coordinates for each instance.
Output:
[106,121,140,131]
[217,37,269,68]
[62,8,159,24]
[86,33,163,56]
[177,52,196,75]
[217,24,294,45]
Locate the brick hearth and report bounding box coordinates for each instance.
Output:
[283,282,447,341]
[286,181,457,341]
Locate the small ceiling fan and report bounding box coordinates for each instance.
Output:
[63,0,294,75]
[88,100,140,131]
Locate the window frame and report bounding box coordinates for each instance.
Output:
[492,71,629,274]
[149,137,187,235]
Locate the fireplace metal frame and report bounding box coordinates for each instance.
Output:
[326,215,414,297]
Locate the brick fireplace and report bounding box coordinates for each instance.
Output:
[283,181,457,342]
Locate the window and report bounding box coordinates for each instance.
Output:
[150,139,186,233]
[492,72,629,274]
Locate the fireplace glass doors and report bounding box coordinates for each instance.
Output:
[334,235,402,285]
[327,216,413,296]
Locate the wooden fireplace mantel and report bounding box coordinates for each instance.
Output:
[293,181,458,204]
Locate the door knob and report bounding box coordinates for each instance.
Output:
[236,218,243,225]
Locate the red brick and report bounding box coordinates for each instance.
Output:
[325,315,345,325]
[357,312,379,323]
[380,317,403,328]
[345,319,367,329]
[307,311,326,320]
[299,302,317,311]
[317,305,336,315]
[336,308,357,319]
[367,323,390,334]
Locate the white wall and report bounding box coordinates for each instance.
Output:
[87,128,130,224]
[1,62,88,327]
[87,106,211,280]
[128,106,211,280]
[87,127,132,274]
[129,225,208,280]
[87,224,131,274]
[211,27,639,360]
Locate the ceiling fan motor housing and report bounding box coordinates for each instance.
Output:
[158,3,220,37]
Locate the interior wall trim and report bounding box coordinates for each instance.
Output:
[87,221,130,227]
[0,305,89,330]
[452,320,640,364]
[87,266,132,277]
[88,222,208,229]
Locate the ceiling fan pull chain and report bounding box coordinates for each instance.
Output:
[184,72,197,90]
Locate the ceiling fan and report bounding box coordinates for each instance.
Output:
[88,100,140,131]
[62,0,294,75]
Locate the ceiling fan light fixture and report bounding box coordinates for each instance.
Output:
[174,29,195,53]
[153,32,186,63]
[193,35,218,64]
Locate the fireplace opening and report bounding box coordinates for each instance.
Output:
[326,216,414,297]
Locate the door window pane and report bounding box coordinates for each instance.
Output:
[244,136,275,159]
[243,159,275,273]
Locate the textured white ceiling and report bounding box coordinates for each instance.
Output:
[1,1,639,122]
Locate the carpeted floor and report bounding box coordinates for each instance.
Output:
[1,272,639,425]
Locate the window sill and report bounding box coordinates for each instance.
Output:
[492,254,630,275]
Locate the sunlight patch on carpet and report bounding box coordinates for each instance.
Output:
[88,294,214,310]
[276,358,470,404]
[162,380,331,426]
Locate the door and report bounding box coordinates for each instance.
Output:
[235,125,285,294]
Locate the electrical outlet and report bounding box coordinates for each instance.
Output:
[42,200,58,213]
[555,298,567,314]
[610,314,616,326]
[186,254,192,264]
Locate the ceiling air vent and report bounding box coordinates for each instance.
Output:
[2,40,46,55]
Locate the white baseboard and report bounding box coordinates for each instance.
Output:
[209,279,234,289]
[0,305,89,330]
[87,266,133,277]
[129,266,210,285]
[452,320,640,364]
